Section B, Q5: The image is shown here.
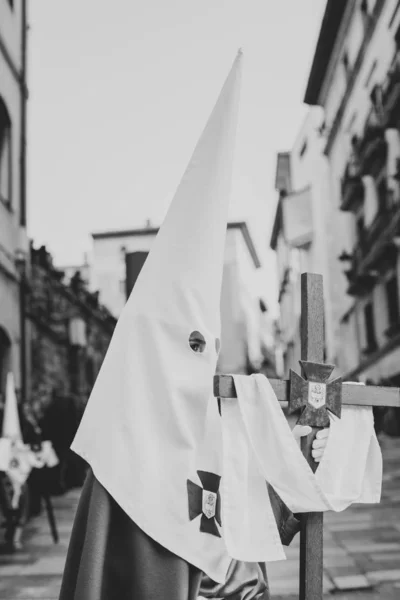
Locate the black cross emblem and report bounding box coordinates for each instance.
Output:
[288,360,342,428]
[187,470,222,538]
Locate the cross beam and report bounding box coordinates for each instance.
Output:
[214,273,400,600]
[214,375,400,408]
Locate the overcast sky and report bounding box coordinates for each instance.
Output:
[27,0,326,307]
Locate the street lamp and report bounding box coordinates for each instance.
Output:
[68,316,87,347]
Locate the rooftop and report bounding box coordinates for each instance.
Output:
[91,221,262,269]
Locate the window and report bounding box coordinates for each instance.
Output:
[370,84,385,124]
[361,0,370,25]
[364,60,377,89]
[0,98,12,208]
[370,84,383,109]
[395,23,400,48]
[377,179,387,211]
[389,2,400,30]
[364,302,377,351]
[299,140,307,158]
[342,51,351,82]
[386,275,400,326]
[0,327,11,398]
[259,299,267,313]
[356,214,366,245]
[345,112,357,133]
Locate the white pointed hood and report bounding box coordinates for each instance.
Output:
[72,51,242,583]
[2,372,22,441]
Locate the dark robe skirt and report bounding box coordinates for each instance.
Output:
[59,469,299,600]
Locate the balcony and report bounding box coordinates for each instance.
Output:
[345,270,378,297]
[278,267,290,302]
[384,320,400,340]
[340,121,387,213]
[357,123,387,177]
[344,202,400,297]
[383,59,400,127]
[341,163,364,212]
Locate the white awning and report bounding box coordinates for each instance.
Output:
[282,186,313,248]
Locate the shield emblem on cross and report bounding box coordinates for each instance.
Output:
[202,490,217,519]
[308,382,326,409]
[289,360,342,427]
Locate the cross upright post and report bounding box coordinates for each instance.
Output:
[298,273,324,600]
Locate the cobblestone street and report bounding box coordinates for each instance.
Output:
[269,433,400,599]
[0,433,398,599]
[0,489,79,600]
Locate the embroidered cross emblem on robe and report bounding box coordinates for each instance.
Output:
[288,360,342,427]
[187,470,222,537]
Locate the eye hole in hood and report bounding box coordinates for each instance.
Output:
[189,331,206,353]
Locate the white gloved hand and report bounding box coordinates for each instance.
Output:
[291,382,363,463]
[292,425,312,442]
[310,428,329,462]
[292,425,330,463]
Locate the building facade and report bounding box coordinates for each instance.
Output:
[90,222,272,375]
[270,108,333,376]
[0,0,28,402]
[305,0,400,385]
[28,245,116,418]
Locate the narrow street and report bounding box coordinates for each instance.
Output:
[0,489,79,600]
[0,433,399,600]
[0,437,400,600]
[269,433,400,599]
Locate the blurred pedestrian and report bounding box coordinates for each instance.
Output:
[40,389,86,495]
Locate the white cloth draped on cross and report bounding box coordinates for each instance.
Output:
[219,374,382,563]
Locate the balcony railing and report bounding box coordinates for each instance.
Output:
[345,202,400,296]
[383,58,400,127]
[340,123,387,213]
[341,163,364,212]
[357,123,387,177]
[346,271,378,297]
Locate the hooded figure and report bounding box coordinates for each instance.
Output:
[0,373,31,509]
[59,51,302,600]
[0,373,32,550]
[0,374,59,550]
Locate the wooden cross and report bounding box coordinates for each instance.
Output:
[214,272,400,600]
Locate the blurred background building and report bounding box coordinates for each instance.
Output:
[0,0,116,499]
[26,244,116,493]
[272,0,400,400]
[304,0,400,384]
[0,0,28,403]
[28,245,115,417]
